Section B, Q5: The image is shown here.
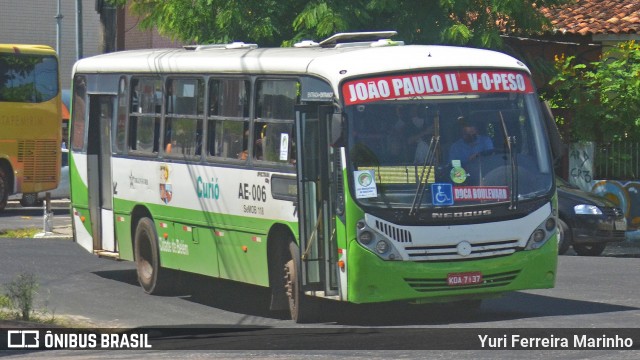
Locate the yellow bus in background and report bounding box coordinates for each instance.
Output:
[0,44,62,211]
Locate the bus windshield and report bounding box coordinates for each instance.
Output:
[343,72,553,211]
[0,44,61,208]
[0,52,58,103]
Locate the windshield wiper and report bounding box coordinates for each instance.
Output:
[499,111,518,209]
[409,136,439,216]
[409,114,440,216]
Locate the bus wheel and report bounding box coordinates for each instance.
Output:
[0,167,8,211]
[557,218,571,255]
[134,217,169,294]
[573,243,606,256]
[284,242,319,323]
[20,193,40,207]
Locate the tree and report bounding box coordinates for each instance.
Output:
[109,0,307,47]
[108,0,569,48]
[548,41,640,142]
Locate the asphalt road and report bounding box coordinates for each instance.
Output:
[0,236,638,328]
[0,237,638,358]
[0,200,71,235]
[0,206,639,358]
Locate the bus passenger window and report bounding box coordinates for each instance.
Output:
[128,117,137,151]
[71,76,87,151]
[206,78,250,161]
[130,79,140,113]
[164,118,173,153]
[162,78,204,159]
[164,118,202,157]
[133,116,158,154]
[254,79,298,164]
[114,77,127,154]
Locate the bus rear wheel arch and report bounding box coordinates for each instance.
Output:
[134,216,171,295]
[284,241,320,323]
[267,226,294,312]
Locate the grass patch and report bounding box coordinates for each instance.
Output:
[0,228,40,238]
[1,274,57,326]
[1,273,97,328]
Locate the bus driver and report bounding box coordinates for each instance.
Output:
[448,123,493,166]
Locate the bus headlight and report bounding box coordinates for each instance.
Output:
[356,218,403,260]
[375,240,389,254]
[359,231,374,245]
[545,217,556,232]
[525,216,556,250]
[532,229,545,243]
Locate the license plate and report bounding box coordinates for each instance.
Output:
[447,272,483,286]
[615,220,627,231]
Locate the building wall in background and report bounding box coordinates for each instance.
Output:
[123,12,182,50]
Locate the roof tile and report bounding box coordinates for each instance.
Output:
[542,0,640,35]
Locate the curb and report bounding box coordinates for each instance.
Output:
[33,225,73,239]
[5,199,71,209]
[33,232,73,239]
[0,226,72,239]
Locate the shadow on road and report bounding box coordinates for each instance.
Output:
[93,269,639,326]
[93,269,288,320]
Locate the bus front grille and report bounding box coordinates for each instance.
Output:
[403,239,520,261]
[18,140,59,184]
[375,219,412,243]
[404,270,521,292]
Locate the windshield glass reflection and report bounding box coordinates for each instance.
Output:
[345,93,553,210]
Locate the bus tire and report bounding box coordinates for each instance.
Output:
[557,218,571,255]
[134,217,170,295]
[0,167,8,211]
[284,241,319,323]
[573,243,606,256]
[20,193,40,207]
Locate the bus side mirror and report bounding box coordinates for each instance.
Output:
[540,100,566,164]
[330,113,345,147]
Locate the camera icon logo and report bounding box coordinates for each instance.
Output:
[7,330,40,348]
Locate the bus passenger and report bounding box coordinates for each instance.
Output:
[448,123,493,166]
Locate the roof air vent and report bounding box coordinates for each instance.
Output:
[294,40,320,48]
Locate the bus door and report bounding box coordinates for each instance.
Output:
[295,105,338,296]
[86,95,116,252]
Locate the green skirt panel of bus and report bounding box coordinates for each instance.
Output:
[69,154,299,287]
[74,198,299,287]
[345,236,557,304]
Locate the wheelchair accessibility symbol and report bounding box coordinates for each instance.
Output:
[431,183,454,206]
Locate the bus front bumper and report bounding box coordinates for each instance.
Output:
[345,237,557,304]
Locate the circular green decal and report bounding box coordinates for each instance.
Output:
[358,172,373,187]
[450,166,468,184]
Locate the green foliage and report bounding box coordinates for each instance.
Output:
[0,294,13,323]
[107,0,570,48]
[0,228,40,238]
[109,0,307,47]
[548,41,640,142]
[4,273,39,321]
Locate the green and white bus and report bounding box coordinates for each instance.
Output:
[69,31,559,322]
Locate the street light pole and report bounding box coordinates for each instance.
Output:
[55,0,63,54]
[76,0,83,60]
